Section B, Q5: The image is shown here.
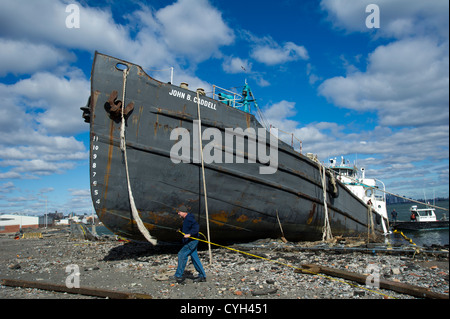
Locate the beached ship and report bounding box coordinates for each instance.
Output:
[81,52,389,243]
[328,157,389,234]
[391,205,449,231]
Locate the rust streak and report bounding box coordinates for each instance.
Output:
[133,105,143,138]
[306,203,316,225]
[245,113,251,128]
[154,114,159,137]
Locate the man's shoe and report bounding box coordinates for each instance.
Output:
[170,275,185,284]
[192,276,206,283]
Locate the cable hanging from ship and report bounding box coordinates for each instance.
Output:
[119,66,157,245]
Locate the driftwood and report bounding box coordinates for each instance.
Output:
[1,278,152,299]
[296,264,449,299]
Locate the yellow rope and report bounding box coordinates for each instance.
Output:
[179,231,396,299]
[393,229,418,246]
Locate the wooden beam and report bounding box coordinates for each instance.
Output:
[1,278,152,299]
[297,264,449,299]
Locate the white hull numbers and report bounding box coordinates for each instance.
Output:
[91,135,100,206]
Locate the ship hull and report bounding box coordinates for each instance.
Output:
[85,52,385,243]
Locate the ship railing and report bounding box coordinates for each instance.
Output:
[212,85,247,110]
[270,125,303,154]
[212,85,302,154]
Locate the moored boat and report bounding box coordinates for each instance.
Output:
[392,205,449,231]
[82,52,389,244]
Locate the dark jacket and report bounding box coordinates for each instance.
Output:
[181,213,199,244]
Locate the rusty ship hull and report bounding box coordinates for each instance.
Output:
[82,52,386,243]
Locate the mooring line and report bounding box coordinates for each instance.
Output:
[178,231,396,299]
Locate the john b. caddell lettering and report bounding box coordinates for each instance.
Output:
[169,89,217,110]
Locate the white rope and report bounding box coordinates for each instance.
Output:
[367,203,375,242]
[196,90,213,265]
[320,164,333,241]
[120,68,157,245]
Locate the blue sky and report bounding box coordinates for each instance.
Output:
[0,0,448,216]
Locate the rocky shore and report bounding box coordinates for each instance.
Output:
[0,227,448,300]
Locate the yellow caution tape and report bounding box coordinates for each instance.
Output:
[393,229,418,247]
[179,231,396,299]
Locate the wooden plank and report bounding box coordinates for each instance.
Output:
[297,264,449,299]
[1,278,152,299]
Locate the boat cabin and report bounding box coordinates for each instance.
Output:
[410,205,437,222]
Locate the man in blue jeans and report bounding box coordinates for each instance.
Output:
[173,205,206,284]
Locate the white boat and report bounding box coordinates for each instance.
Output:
[328,157,390,235]
[392,205,449,231]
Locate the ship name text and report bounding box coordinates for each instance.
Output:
[169,89,217,111]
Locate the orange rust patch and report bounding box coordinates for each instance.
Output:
[211,211,228,223]
[252,217,262,224]
[237,215,249,223]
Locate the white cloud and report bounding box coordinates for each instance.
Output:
[0,0,132,56]
[251,41,309,66]
[0,39,75,76]
[0,0,235,72]
[0,0,237,189]
[0,182,15,193]
[320,0,449,40]
[154,0,234,62]
[6,71,90,135]
[222,56,252,74]
[0,72,88,182]
[318,38,449,127]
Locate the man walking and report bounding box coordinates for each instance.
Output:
[173,205,206,283]
[391,209,398,223]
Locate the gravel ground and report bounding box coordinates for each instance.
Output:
[0,228,448,300]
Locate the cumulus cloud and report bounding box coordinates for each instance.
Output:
[0,53,89,182]
[222,56,252,74]
[319,37,449,127]
[315,0,448,197]
[320,0,449,40]
[251,41,309,66]
[0,0,235,71]
[0,39,75,76]
[241,30,309,66]
[154,0,234,62]
[0,0,238,214]
[8,71,90,135]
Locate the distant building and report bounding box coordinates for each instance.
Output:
[39,215,55,227]
[0,214,39,234]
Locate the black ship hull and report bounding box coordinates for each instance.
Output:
[83,52,386,243]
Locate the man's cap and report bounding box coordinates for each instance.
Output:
[177,205,189,212]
